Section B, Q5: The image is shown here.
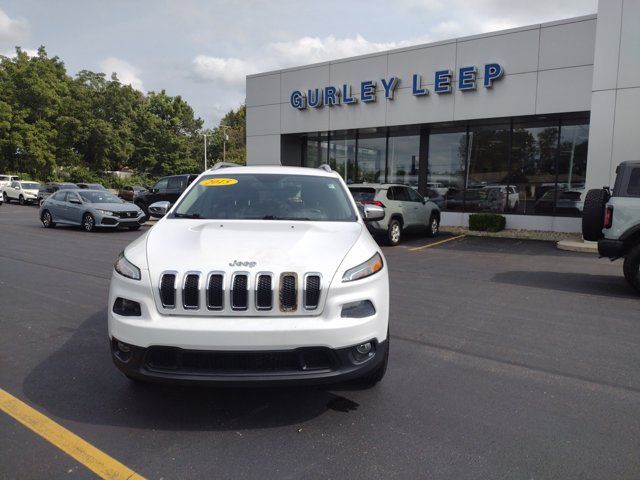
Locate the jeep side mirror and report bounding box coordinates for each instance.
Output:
[362,203,385,222]
[149,201,171,217]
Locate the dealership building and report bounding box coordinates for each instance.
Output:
[245,0,639,232]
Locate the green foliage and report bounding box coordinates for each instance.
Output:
[0,46,243,182]
[469,213,506,232]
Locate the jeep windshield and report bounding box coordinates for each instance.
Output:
[173,174,357,221]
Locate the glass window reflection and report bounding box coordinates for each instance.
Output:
[356,131,385,183]
[466,123,510,213]
[427,129,468,211]
[388,134,420,187]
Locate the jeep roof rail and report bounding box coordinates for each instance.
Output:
[318,164,332,173]
[209,162,241,171]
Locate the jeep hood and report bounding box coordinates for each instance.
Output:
[145,219,364,282]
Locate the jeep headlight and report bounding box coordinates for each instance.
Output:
[114,252,141,280]
[342,252,383,282]
[97,209,116,216]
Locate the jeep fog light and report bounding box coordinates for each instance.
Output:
[341,300,376,318]
[356,342,372,354]
[113,297,142,316]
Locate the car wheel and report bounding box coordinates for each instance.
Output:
[19,195,24,205]
[386,219,402,246]
[582,189,609,241]
[623,245,640,294]
[128,225,141,231]
[356,337,389,387]
[3,192,8,203]
[82,213,96,232]
[427,214,439,237]
[41,210,56,228]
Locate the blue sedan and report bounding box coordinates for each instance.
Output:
[39,189,146,232]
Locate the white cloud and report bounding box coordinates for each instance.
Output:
[2,47,38,58]
[191,0,597,90]
[0,7,28,44]
[191,34,426,87]
[99,57,144,91]
[192,55,254,86]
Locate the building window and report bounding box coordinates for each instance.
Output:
[356,129,386,183]
[387,131,420,187]
[427,128,468,211]
[465,122,510,213]
[511,121,559,215]
[556,121,589,216]
[300,114,589,217]
[328,131,356,182]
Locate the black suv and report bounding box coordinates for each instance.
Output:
[135,174,198,219]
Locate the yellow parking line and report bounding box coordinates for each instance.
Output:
[0,388,144,480]
[408,234,465,251]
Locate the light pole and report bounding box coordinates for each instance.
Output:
[200,133,209,170]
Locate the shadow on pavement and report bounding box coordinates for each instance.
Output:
[493,270,637,299]
[22,310,363,431]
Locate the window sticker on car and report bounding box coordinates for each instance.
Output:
[200,178,238,187]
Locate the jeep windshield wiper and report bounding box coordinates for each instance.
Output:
[261,215,311,221]
[173,212,201,219]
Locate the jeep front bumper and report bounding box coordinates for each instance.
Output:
[111,338,388,386]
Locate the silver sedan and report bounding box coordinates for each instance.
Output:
[39,189,146,232]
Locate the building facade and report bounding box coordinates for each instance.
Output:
[245,0,640,232]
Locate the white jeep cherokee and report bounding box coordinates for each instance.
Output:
[109,164,390,386]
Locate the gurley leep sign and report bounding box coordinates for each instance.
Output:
[290,63,504,110]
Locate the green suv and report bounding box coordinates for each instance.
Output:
[582,161,640,293]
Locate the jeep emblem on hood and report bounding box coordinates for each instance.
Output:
[229,260,257,268]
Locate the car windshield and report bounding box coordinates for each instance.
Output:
[349,187,376,202]
[61,183,79,189]
[173,173,357,221]
[21,182,41,189]
[78,191,122,203]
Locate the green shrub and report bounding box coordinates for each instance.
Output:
[468,213,506,232]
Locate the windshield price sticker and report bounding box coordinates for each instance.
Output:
[200,178,238,187]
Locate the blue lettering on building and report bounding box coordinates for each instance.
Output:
[360,80,377,102]
[289,63,504,109]
[434,69,453,93]
[458,66,477,91]
[412,74,428,96]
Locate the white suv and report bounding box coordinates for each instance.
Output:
[109,164,390,386]
[349,184,441,246]
[2,180,41,205]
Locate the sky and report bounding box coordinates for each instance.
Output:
[0,0,598,126]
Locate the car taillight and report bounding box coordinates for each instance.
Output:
[604,205,613,229]
[363,200,385,208]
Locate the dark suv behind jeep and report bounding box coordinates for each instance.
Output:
[134,174,198,219]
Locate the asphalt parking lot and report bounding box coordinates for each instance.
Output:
[1,202,639,480]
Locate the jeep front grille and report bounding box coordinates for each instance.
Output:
[256,274,273,310]
[183,273,200,309]
[160,273,176,308]
[207,273,224,310]
[231,273,249,310]
[157,271,323,315]
[280,274,297,312]
[304,274,321,310]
